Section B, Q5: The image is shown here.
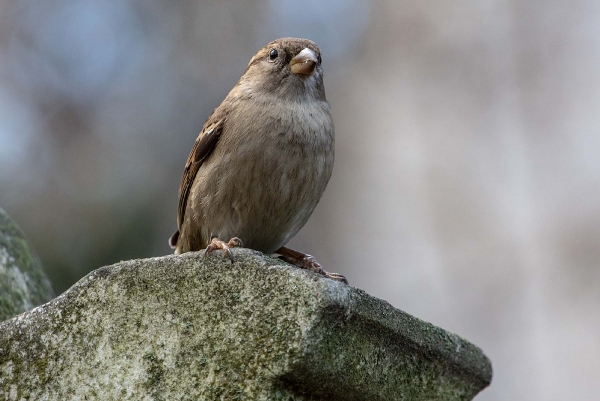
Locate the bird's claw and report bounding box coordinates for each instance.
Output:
[299,255,324,275]
[204,237,243,263]
[278,248,348,284]
[300,256,348,283]
[322,271,348,284]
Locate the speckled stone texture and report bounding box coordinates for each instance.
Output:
[0,249,492,400]
[0,208,54,322]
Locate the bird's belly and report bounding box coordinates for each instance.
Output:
[197,132,332,254]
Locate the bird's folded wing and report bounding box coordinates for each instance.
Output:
[177,111,225,229]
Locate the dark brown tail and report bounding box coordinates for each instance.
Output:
[168,230,179,250]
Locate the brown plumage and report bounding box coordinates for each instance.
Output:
[169,38,346,283]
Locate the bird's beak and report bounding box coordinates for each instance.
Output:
[290,48,318,75]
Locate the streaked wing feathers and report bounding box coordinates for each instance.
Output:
[177,115,224,229]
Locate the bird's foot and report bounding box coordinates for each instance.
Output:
[204,237,244,263]
[275,246,348,284]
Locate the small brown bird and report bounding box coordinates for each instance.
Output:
[169,38,346,283]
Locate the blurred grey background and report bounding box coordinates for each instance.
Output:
[1,1,599,400]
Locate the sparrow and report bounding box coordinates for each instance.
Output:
[169,38,346,283]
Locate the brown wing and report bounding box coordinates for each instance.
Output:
[177,113,225,230]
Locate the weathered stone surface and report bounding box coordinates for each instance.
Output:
[0,208,54,322]
[0,249,492,400]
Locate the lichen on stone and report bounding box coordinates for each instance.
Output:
[0,208,54,322]
[0,249,491,400]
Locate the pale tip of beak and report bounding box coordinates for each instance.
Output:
[290,48,318,75]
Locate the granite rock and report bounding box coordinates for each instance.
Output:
[0,208,53,322]
[0,249,492,400]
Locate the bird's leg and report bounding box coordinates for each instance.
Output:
[204,237,244,263]
[275,246,348,284]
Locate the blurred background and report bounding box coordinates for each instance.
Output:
[1,1,599,400]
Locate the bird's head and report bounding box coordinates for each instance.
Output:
[240,38,326,101]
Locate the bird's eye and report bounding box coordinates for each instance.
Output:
[317,54,322,64]
[268,49,278,62]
